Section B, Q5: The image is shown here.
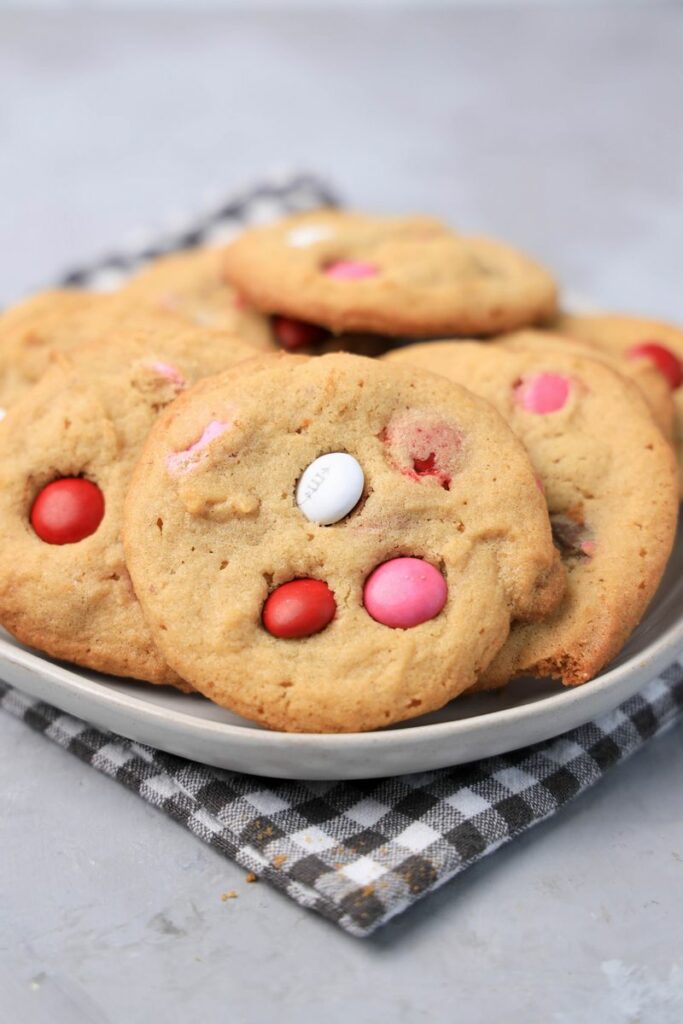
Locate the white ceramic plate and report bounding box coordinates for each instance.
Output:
[2,522,682,780]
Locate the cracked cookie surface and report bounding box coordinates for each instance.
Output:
[123,352,564,732]
[0,322,254,684]
[386,340,678,686]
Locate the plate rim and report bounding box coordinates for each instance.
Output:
[2,598,682,752]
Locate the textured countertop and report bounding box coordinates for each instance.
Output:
[1,5,683,1022]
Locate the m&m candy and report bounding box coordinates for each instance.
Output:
[364,557,447,629]
[273,316,328,351]
[30,478,105,545]
[262,579,336,639]
[324,260,378,281]
[627,341,683,390]
[514,373,571,414]
[296,452,364,525]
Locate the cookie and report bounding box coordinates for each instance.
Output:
[0,322,255,684]
[119,246,274,350]
[223,209,558,339]
[557,313,683,489]
[0,289,111,412]
[121,241,397,356]
[123,352,564,733]
[0,290,200,413]
[385,340,678,686]
[499,328,675,442]
[0,258,272,415]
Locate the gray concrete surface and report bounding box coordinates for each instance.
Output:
[1,6,683,1022]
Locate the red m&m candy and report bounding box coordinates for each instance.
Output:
[272,316,329,351]
[627,341,683,390]
[262,578,336,638]
[30,478,105,545]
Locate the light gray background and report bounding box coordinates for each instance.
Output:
[0,0,650,9]
[1,5,683,1023]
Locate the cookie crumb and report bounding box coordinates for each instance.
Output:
[245,872,258,884]
[220,890,238,901]
[272,854,288,868]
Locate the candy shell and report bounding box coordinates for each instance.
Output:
[262,579,336,639]
[627,341,683,390]
[364,557,447,629]
[324,260,378,281]
[515,372,571,414]
[296,452,364,525]
[273,316,328,351]
[31,477,105,545]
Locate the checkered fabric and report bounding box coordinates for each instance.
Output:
[56,171,339,292]
[2,174,683,936]
[1,667,682,937]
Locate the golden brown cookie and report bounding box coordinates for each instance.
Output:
[0,290,204,412]
[0,322,255,684]
[557,313,683,490]
[385,340,678,687]
[119,241,396,356]
[123,352,564,732]
[499,328,675,442]
[0,263,272,415]
[119,246,274,350]
[0,289,112,411]
[223,210,558,338]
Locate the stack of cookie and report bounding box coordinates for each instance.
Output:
[0,210,679,733]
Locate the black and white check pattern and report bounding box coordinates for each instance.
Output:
[1,667,682,937]
[56,172,339,293]
[2,174,683,936]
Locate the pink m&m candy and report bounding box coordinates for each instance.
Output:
[324,260,378,281]
[363,557,447,629]
[515,372,571,414]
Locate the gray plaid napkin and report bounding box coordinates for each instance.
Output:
[1,669,682,937]
[2,174,683,937]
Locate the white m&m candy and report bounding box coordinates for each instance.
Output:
[296,453,364,525]
[287,223,334,248]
